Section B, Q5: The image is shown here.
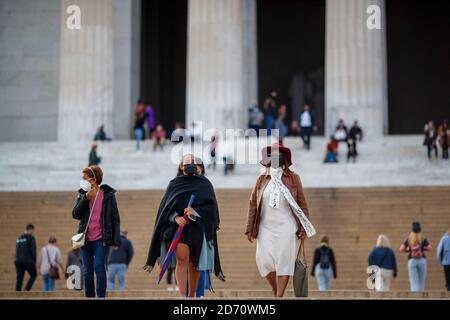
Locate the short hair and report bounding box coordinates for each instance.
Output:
[26,224,34,231]
[320,236,329,244]
[48,236,57,244]
[82,165,103,184]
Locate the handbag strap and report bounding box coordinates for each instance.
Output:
[297,239,307,267]
[45,247,54,267]
[84,189,99,233]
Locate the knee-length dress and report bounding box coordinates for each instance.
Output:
[256,179,299,277]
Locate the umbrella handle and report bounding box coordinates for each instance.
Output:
[188,194,195,207]
[182,194,196,224]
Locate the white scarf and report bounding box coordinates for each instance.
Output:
[268,167,317,238]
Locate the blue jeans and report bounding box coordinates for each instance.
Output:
[325,152,338,163]
[81,240,109,297]
[42,274,55,292]
[107,263,127,291]
[315,265,333,291]
[408,258,427,291]
[134,128,144,150]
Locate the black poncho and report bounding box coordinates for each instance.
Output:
[145,175,224,279]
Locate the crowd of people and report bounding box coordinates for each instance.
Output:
[14,146,450,297]
[249,91,319,148]
[423,120,450,160]
[87,96,447,170]
[324,119,363,164]
[134,100,167,152]
[249,91,365,165]
[14,220,450,295]
[310,221,450,292]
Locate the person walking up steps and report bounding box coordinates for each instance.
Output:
[37,236,63,292]
[436,228,450,291]
[14,224,37,291]
[312,236,337,291]
[368,235,397,292]
[400,222,432,292]
[107,230,134,291]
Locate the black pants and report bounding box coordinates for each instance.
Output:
[442,145,449,159]
[15,261,37,291]
[300,126,312,149]
[427,144,438,158]
[444,265,450,291]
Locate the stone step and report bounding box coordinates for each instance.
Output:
[0,290,448,300]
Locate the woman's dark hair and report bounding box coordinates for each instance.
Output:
[195,157,205,175]
[176,162,184,177]
[82,165,103,185]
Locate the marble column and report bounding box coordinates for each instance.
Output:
[113,0,141,139]
[58,0,114,143]
[186,0,257,132]
[325,0,388,138]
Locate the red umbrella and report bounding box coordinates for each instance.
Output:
[157,194,195,284]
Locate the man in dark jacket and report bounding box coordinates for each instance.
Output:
[14,224,37,291]
[107,230,134,291]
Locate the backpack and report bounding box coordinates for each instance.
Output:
[410,241,424,259]
[319,247,330,269]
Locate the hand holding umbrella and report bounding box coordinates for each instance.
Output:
[157,194,195,284]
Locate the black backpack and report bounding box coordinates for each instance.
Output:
[319,247,330,269]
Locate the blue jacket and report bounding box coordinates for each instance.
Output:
[436,233,450,266]
[108,235,134,265]
[368,247,398,275]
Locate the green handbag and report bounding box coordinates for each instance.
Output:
[293,240,308,297]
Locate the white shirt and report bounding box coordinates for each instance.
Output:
[300,111,312,127]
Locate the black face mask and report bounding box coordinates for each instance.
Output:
[183,163,197,176]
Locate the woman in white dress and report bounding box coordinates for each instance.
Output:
[245,143,315,297]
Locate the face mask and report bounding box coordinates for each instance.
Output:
[79,179,91,192]
[183,164,197,176]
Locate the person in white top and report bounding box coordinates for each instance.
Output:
[299,104,315,150]
[37,236,63,291]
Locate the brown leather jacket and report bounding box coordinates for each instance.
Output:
[245,170,309,239]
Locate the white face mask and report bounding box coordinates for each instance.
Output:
[79,179,91,192]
